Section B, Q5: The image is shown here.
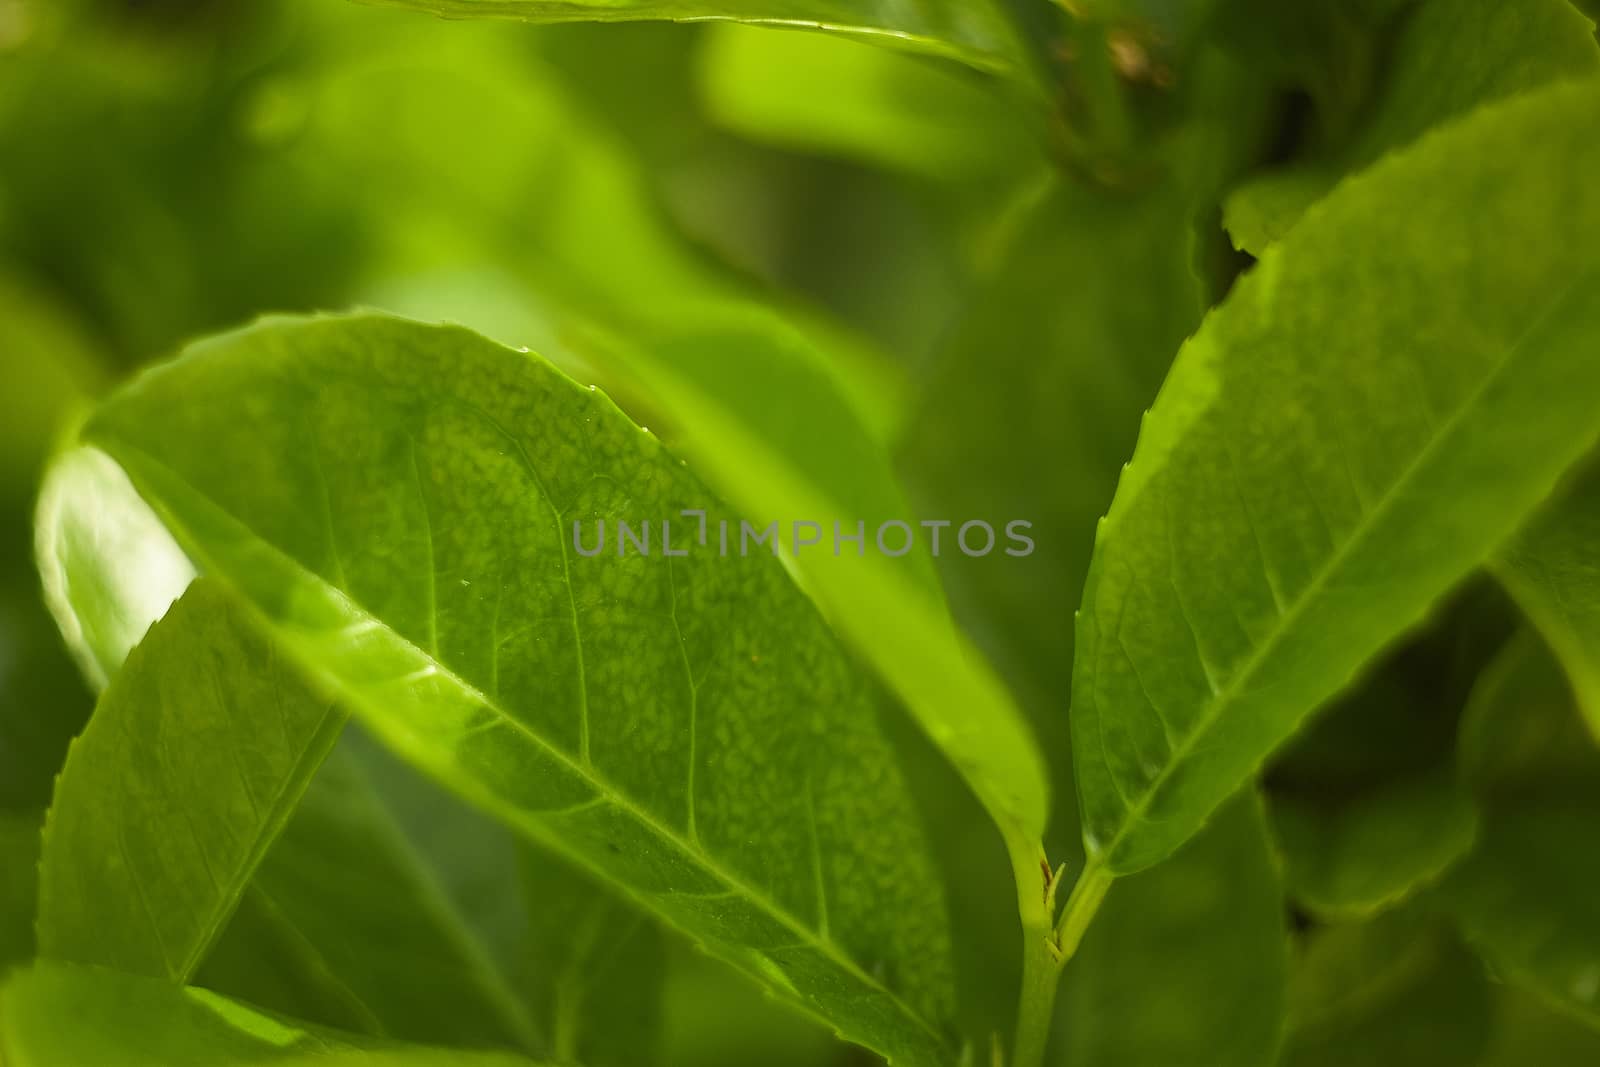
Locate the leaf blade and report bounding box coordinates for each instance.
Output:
[81,313,958,1067]
[35,579,346,982]
[1074,80,1600,874]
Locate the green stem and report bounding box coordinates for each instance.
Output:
[1053,861,1113,964]
[1011,919,1063,1067]
[1004,836,1117,1067]
[1004,832,1054,1067]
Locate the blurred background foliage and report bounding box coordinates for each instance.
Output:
[4,0,1600,1063]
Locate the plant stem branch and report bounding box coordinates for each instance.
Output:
[1053,861,1113,965]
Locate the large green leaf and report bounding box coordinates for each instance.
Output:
[355,0,1037,84]
[1445,630,1600,1027]
[0,961,546,1067]
[1056,793,1288,1067]
[1072,79,1600,876]
[1495,463,1600,739]
[1224,0,1600,255]
[73,314,957,1067]
[35,580,345,982]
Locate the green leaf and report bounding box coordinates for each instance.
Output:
[1057,792,1288,1067]
[354,0,1038,84]
[1224,0,1600,255]
[1270,765,1475,920]
[0,961,546,1067]
[75,313,958,1067]
[1445,630,1600,1026]
[0,811,41,974]
[1072,79,1600,876]
[1263,589,1507,919]
[197,744,543,1051]
[1282,911,1490,1067]
[695,25,1040,183]
[1495,462,1600,740]
[36,579,345,982]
